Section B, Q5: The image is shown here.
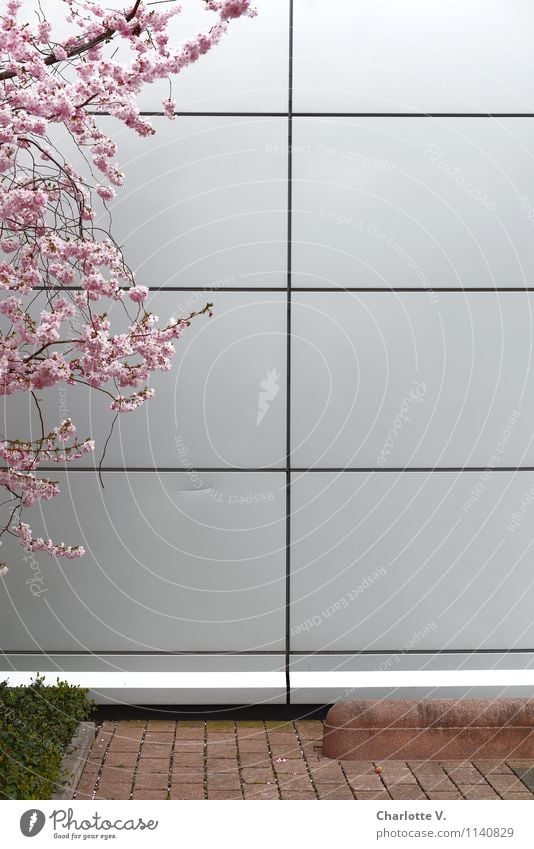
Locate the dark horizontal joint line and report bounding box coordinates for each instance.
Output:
[292,287,534,293]
[89,111,534,119]
[291,467,534,473]
[92,110,288,117]
[2,648,532,656]
[31,287,534,294]
[290,648,534,656]
[37,466,534,473]
[0,649,284,656]
[293,112,534,119]
[38,466,284,473]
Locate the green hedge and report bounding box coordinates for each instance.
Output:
[0,676,95,799]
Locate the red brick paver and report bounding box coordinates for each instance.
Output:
[74,719,534,800]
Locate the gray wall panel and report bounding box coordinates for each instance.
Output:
[0,472,286,652]
[292,117,534,288]
[292,292,534,468]
[293,0,534,113]
[103,116,288,287]
[290,471,534,651]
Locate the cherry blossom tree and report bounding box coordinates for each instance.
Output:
[0,0,255,574]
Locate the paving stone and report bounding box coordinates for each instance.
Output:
[308,761,346,783]
[460,785,500,800]
[74,776,97,797]
[139,744,173,759]
[417,776,458,793]
[88,745,108,762]
[475,761,514,775]
[208,790,243,799]
[175,728,206,740]
[426,792,463,800]
[315,784,354,800]
[273,759,308,775]
[347,773,385,791]
[175,727,206,742]
[207,731,236,744]
[170,768,204,784]
[206,721,236,731]
[206,742,238,758]
[294,721,324,740]
[79,761,100,777]
[270,744,302,759]
[509,766,534,792]
[376,760,412,770]
[266,733,299,745]
[440,760,475,769]
[93,731,113,748]
[243,786,280,800]
[133,773,169,790]
[98,766,135,783]
[239,752,272,768]
[173,752,204,768]
[169,784,205,799]
[206,758,239,772]
[388,786,427,800]
[146,720,175,731]
[81,759,102,776]
[172,740,205,753]
[104,751,138,769]
[136,758,170,774]
[303,745,322,762]
[74,790,94,800]
[207,774,242,790]
[114,722,145,740]
[410,762,447,776]
[238,740,270,754]
[95,782,132,800]
[339,760,376,776]
[279,789,317,800]
[443,767,484,784]
[377,765,418,778]
[264,721,293,731]
[381,773,420,787]
[144,732,175,744]
[236,725,267,738]
[108,737,141,753]
[141,736,174,748]
[488,774,529,793]
[276,775,315,793]
[132,789,168,800]
[240,768,276,784]
[500,792,532,799]
[355,790,391,800]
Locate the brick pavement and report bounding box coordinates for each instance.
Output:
[74,720,534,800]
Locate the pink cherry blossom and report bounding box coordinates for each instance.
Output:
[129,285,149,303]
[0,0,254,571]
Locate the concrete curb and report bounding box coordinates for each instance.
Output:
[323,699,534,760]
[52,721,95,800]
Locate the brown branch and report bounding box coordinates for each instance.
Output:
[0,1,142,82]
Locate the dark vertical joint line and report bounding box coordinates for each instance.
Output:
[285,0,294,706]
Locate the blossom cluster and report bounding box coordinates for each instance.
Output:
[0,0,253,572]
